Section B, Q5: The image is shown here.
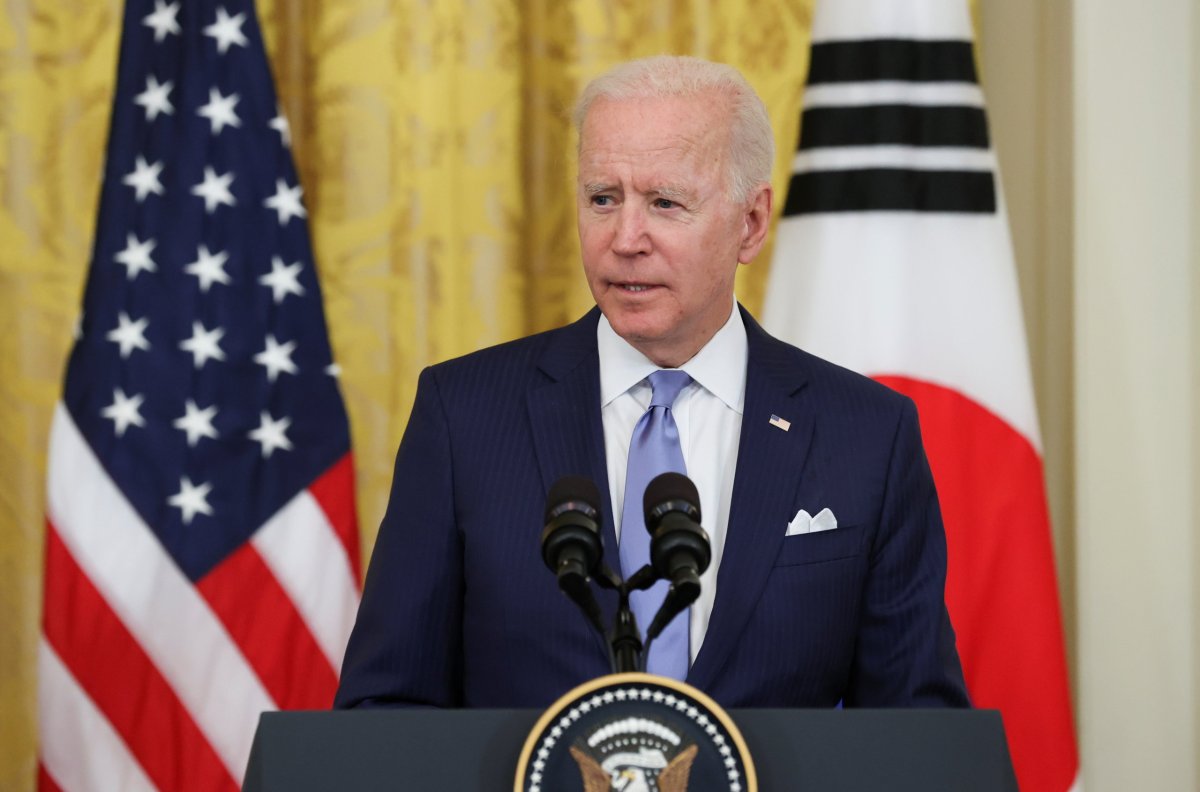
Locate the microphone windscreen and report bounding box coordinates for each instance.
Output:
[545,476,602,522]
[642,472,701,524]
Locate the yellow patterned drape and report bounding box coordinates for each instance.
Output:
[0,2,812,787]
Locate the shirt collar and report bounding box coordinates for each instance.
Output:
[597,304,747,414]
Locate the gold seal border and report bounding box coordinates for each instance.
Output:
[513,672,758,792]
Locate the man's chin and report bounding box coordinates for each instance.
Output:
[607,318,689,366]
[605,315,665,348]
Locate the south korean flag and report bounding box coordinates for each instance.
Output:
[762,2,1080,792]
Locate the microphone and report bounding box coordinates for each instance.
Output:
[541,476,605,633]
[642,472,711,640]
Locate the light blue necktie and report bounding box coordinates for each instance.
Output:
[619,369,692,679]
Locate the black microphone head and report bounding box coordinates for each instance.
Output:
[545,476,602,523]
[542,476,604,578]
[643,471,701,531]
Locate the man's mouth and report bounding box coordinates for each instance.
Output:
[618,283,654,292]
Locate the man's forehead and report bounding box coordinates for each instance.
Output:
[580,100,725,160]
[578,137,704,167]
[581,92,727,139]
[577,149,714,196]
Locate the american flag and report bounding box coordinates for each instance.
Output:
[38,1,361,789]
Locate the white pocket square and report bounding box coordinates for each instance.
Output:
[786,507,838,536]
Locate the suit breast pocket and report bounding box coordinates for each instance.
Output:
[773,525,866,567]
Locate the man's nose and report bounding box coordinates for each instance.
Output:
[611,206,651,256]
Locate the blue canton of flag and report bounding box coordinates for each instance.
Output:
[39,2,361,790]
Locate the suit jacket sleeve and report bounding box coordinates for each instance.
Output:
[846,397,969,707]
[334,366,463,708]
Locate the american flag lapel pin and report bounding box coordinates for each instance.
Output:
[768,414,791,432]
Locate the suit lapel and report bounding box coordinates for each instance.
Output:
[688,310,816,690]
[526,310,620,647]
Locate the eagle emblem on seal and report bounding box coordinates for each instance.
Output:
[568,717,699,792]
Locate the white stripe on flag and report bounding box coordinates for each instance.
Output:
[253,490,360,672]
[802,82,985,108]
[46,404,275,781]
[38,638,157,792]
[792,146,994,173]
[764,210,1041,451]
[813,0,972,41]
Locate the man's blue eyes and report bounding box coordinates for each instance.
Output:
[591,196,677,209]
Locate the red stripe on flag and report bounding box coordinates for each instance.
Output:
[37,764,62,792]
[876,376,1078,792]
[42,522,238,792]
[197,540,339,709]
[307,452,362,581]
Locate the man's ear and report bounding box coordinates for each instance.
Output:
[738,184,774,264]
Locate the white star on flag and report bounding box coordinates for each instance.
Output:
[248,410,293,458]
[106,312,151,359]
[254,334,298,382]
[173,400,219,447]
[325,362,341,378]
[142,0,180,43]
[191,166,236,213]
[167,476,214,524]
[259,257,305,303]
[123,156,164,202]
[178,321,226,368]
[197,87,242,135]
[114,233,157,280]
[101,388,146,437]
[263,179,306,225]
[185,244,232,292]
[133,74,173,121]
[269,110,291,148]
[203,6,249,55]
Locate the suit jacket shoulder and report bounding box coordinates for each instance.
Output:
[423,309,601,394]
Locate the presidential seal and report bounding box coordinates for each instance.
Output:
[514,673,755,792]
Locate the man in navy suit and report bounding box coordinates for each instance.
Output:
[335,55,968,709]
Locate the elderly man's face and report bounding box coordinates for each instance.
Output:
[577,93,771,368]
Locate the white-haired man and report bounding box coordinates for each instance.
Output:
[336,56,969,709]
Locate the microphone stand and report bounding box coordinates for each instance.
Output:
[592,564,659,674]
[549,473,709,677]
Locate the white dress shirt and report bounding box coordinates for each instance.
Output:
[597,304,747,662]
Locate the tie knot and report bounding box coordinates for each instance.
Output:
[647,369,691,409]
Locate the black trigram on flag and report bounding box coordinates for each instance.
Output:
[785,38,997,215]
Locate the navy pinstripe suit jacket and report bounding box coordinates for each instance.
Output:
[334,306,969,710]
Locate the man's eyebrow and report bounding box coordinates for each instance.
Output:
[580,183,696,202]
[651,185,693,203]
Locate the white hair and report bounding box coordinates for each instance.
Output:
[573,55,775,203]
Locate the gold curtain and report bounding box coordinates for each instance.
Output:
[0,1,813,786]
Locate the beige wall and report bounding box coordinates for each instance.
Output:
[983,0,1200,789]
[979,0,1078,701]
[1194,2,1200,773]
[1075,0,1199,788]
